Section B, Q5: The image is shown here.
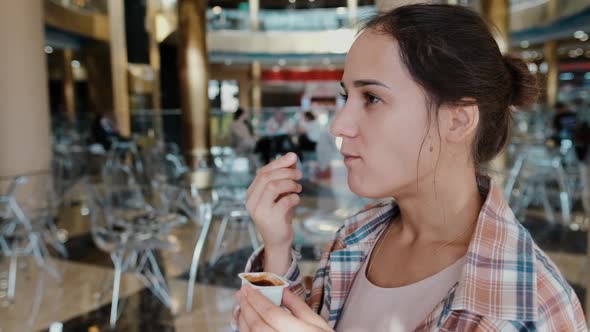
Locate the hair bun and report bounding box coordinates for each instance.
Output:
[503,55,539,108]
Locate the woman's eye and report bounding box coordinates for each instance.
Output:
[364,93,380,105]
[339,92,348,102]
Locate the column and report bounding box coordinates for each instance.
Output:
[108,0,131,136]
[63,49,76,122]
[178,0,211,179]
[347,0,358,27]
[147,0,164,139]
[249,0,260,31]
[480,0,509,186]
[0,1,52,191]
[480,0,509,54]
[544,41,558,108]
[249,0,262,113]
[544,0,559,108]
[84,42,115,116]
[251,61,262,112]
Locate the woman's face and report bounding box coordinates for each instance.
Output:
[331,30,441,199]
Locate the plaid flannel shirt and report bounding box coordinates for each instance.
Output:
[234,176,587,331]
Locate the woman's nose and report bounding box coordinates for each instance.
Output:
[330,104,357,139]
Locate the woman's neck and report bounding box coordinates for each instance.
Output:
[393,166,483,245]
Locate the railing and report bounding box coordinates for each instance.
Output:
[47,0,107,15]
[207,6,377,31]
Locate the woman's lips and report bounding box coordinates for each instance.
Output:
[342,153,360,165]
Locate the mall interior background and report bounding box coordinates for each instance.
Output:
[0,0,589,331]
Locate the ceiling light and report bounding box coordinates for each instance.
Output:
[520,41,529,48]
[71,60,81,68]
[581,34,589,42]
[212,6,222,15]
[574,30,585,39]
[539,62,548,73]
[559,72,574,81]
[527,63,538,73]
[44,46,53,54]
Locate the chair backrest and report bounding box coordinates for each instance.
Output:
[84,182,129,252]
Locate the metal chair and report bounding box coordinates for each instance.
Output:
[0,176,63,302]
[86,180,187,328]
[504,143,573,224]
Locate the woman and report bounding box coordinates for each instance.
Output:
[231,107,257,155]
[234,4,586,331]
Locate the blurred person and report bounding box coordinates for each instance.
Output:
[574,100,590,162]
[233,4,586,332]
[90,111,123,150]
[315,131,340,180]
[265,111,297,136]
[297,111,321,151]
[552,102,577,140]
[256,111,300,164]
[230,107,257,155]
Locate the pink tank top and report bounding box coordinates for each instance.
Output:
[336,248,465,332]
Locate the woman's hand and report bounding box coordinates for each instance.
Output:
[246,153,302,274]
[236,286,333,332]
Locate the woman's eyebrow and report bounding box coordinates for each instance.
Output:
[340,79,391,89]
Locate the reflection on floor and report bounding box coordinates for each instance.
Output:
[0,175,588,332]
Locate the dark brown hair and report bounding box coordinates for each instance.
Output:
[362,4,539,167]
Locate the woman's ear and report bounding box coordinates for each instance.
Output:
[443,100,479,143]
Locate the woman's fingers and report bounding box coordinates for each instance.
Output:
[243,286,310,332]
[282,290,330,329]
[258,179,301,206]
[256,152,298,175]
[239,313,251,332]
[238,291,276,332]
[274,194,301,217]
[246,152,298,203]
[246,168,302,210]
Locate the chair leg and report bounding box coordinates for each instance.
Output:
[186,212,212,312]
[539,184,557,224]
[110,252,123,329]
[8,253,17,301]
[146,250,172,308]
[558,191,572,225]
[31,234,61,282]
[27,270,46,329]
[579,163,590,214]
[555,165,572,225]
[209,215,230,266]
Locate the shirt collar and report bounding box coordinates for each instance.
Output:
[341,176,539,322]
[451,176,539,321]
